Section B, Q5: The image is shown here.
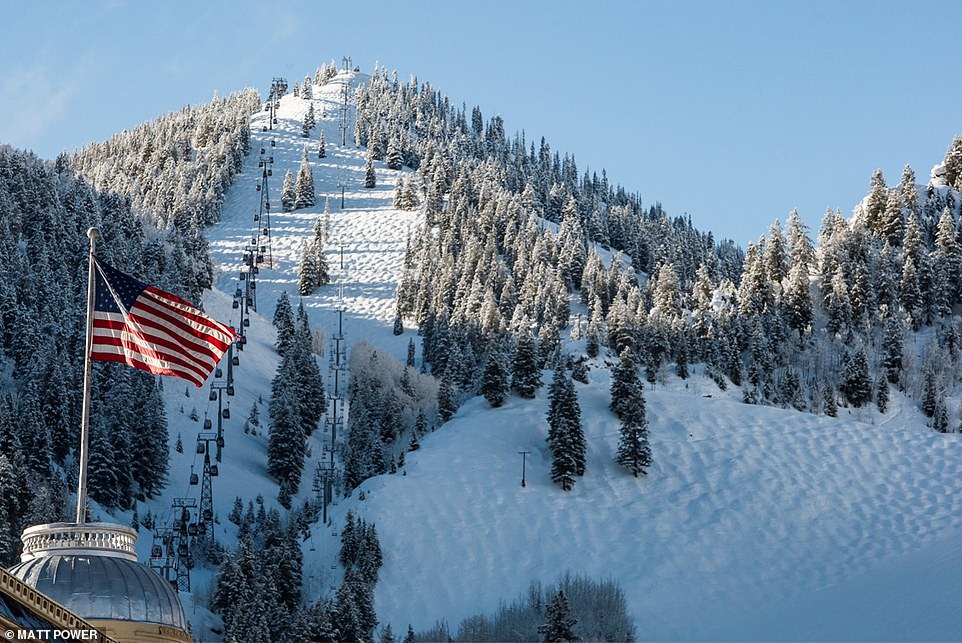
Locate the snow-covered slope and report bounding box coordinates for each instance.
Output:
[137,70,962,641]
[333,368,962,640]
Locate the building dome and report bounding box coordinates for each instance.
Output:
[6,522,189,638]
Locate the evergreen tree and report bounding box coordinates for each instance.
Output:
[86,416,120,508]
[15,388,51,480]
[876,378,889,414]
[386,137,404,170]
[880,190,905,247]
[273,291,296,356]
[881,314,904,385]
[612,349,652,477]
[825,266,852,336]
[267,382,305,509]
[437,377,458,423]
[783,261,813,336]
[932,208,960,316]
[0,453,27,565]
[298,221,331,296]
[406,338,416,368]
[303,103,316,137]
[364,153,377,188]
[839,348,872,408]
[398,176,420,210]
[823,386,838,417]
[676,330,690,380]
[318,130,326,158]
[610,347,638,420]
[862,168,888,236]
[393,175,404,209]
[920,368,939,419]
[393,304,404,335]
[480,341,510,408]
[292,598,340,642]
[546,365,585,491]
[933,397,950,433]
[295,147,316,209]
[129,374,169,498]
[899,256,923,330]
[537,589,578,643]
[763,218,789,288]
[282,169,296,211]
[512,328,542,398]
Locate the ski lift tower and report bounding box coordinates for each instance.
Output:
[170,497,198,592]
[267,77,287,129]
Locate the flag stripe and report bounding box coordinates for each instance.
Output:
[128,297,232,364]
[90,257,236,386]
[90,339,207,386]
[143,286,236,343]
[92,316,211,383]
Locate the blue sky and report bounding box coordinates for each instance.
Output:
[2,0,961,245]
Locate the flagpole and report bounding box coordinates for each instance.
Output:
[75,226,100,524]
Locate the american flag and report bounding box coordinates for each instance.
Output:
[90,257,237,386]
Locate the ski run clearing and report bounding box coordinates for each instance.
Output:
[116,71,962,641]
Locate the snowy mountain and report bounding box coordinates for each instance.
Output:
[142,69,962,640]
[2,62,962,642]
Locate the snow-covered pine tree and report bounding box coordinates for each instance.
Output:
[920,367,939,419]
[0,452,28,565]
[611,349,651,477]
[511,328,542,398]
[282,169,295,211]
[783,260,813,336]
[881,314,904,385]
[933,397,950,433]
[876,378,889,413]
[386,136,404,170]
[437,377,458,423]
[298,239,322,297]
[839,347,872,408]
[932,208,960,317]
[298,218,330,296]
[821,385,837,417]
[899,256,923,331]
[295,146,316,209]
[318,129,326,158]
[537,589,578,643]
[273,291,296,356]
[546,365,585,491]
[392,305,404,336]
[267,379,305,509]
[364,152,377,188]
[393,175,404,209]
[861,169,888,235]
[480,340,510,408]
[399,175,420,210]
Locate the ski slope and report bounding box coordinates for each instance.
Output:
[132,70,962,641]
